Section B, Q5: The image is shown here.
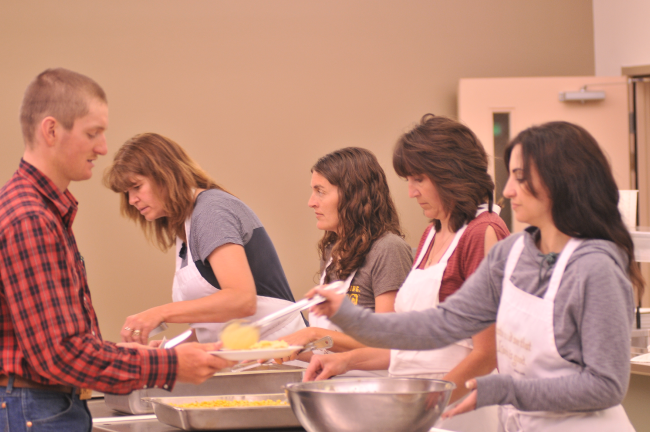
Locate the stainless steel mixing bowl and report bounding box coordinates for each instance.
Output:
[284,377,455,432]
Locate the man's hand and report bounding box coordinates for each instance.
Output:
[174,342,234,384]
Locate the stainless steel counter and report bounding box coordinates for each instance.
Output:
[89,398,306,432]
[93,419,305,432]
[89,364,309,431]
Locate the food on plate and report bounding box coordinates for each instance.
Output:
[172,399,288,408]
[248,340,289,350]
[220,321,260,350]
[220,320,291,350]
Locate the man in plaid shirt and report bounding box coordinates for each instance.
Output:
[0,69,232,431]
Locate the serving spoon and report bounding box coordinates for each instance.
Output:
[220,281,346,349]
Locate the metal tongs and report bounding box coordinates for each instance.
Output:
[159,329,193,349]
[231,336,334,372]
[299,335,334,354]
[145,322,192,349]
[222,281,347,339]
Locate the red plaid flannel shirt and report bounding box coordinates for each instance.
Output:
[0,160,177,394]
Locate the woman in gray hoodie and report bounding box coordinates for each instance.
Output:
[308,121,643,432]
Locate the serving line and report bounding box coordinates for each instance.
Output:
[90,398,307,432]
[90,392,455,432]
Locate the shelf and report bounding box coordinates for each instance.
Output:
[631,361,650,376]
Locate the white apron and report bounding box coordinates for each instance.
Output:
[308,260,357,331]
[390,205,498,432]
[389,222,473,376]
[309,261,388,378]
[390,205,495,375]
[496,236,634,432]
[389,205,498,432]
[172,219,305,343]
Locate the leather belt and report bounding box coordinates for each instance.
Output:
[0,374,92,400]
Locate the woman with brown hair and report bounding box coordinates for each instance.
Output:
[104,133,305,344]
[304,114,510,431]
[277,147,413,358]
[310,121,640,431]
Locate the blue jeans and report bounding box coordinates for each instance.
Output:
[0,376,91,432]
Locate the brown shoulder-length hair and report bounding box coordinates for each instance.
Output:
[104,133,228,250]
[314,147,404,283]
[393,114,495,232]
[505,121,644,299]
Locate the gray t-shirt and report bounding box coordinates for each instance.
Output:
[321,233,413,311]
[180,189,296,303]
[330,228,634,413]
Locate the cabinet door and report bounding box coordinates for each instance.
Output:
[458,76,630,233]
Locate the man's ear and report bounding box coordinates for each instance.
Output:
[39,116,59,147]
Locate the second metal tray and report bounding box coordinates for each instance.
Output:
[104,364,304,414]
[145,394,300,430]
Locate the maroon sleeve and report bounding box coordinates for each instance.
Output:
[439,213,510,303]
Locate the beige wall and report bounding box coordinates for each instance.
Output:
[594,0,650,76]
[0,1,595,343]
[459,75,630,233]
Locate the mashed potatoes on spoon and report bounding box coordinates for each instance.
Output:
[220,320,290,350]
[220,281,346,350]
[220,320,261,350]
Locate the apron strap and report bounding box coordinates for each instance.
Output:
[319,258,333,285]
[184,219,195,263]
[320,258,357,286]
[413,228,436,269]
[414,203,491,269]
[439,223,468,265]
[504,236,526,281]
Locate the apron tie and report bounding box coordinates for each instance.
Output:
[501,405,523,432]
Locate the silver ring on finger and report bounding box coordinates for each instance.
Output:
[124,326,132,331]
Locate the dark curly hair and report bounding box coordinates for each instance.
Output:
[313,147,404,282]
[393,114,495,233]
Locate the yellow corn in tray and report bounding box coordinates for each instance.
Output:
[173,399,289,408]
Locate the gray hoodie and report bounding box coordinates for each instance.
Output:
[330,229,635,412]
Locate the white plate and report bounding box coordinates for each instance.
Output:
[209,346,303,361]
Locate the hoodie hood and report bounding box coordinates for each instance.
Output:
[522,226,630,275]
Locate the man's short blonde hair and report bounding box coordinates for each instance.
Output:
[20,68,107,145]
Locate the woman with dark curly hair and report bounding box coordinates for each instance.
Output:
[104,133,306,344]
[277,147,412,360]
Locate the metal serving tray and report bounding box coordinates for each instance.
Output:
[104,364,304,414]
[145,394,300,431]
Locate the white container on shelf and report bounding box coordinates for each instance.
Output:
[619,190,638,232]
[631,231,650,263]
